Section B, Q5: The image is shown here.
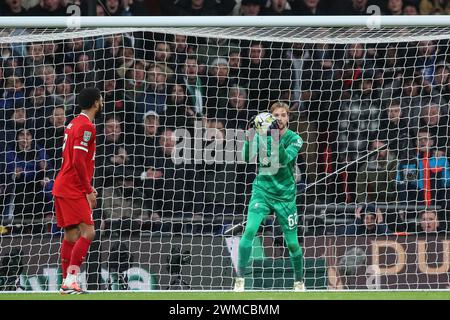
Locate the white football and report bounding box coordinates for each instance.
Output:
[254,112,276,132]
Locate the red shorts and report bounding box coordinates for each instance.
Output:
[54,196,94,228]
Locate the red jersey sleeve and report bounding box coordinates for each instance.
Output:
[72,123,96,194]
[73,123,95,154]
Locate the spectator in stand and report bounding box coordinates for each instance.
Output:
[54,76,76,116]
[403,0,419,14]
[386,0,403,14]
[41,65,57,96]
[443,66,450,103]
[1,57,23,82]
[136,127,194,223]
[356,139,398,204]
[195,37,238,71]
[95,34,124,72]
[420,0,450,15]
[73,53,96,93]
[192,118,230,219]
[124,59,146,101]
[153,41,176,72]
[0,36,17,58]
[25,80,56,132]
[129,110,160,175]
[36,105,66,173]
[171,34,190,74]
[340,203,390,235]
[63,37,85,71]
[433,61,450,102]
[144,63,172,115]
[239,0,264,15]
[96,3,106,16]
[416,40,439,85]
[115,44,135,79]
[161,0,236,16]
[312,42,339,107]
[291,0,329,15]
[339,43,373,92]
[0,76,25,113]
[338,0,369,15]
[101,174,147,236]
[101,70,126,118]
[135,110,160,156]
[245,41,274,112]
[377,45,403,100]
[3,129,53,233]
[95,115,135,191]
[103,0,126,15]
[223,85,254,130]
[3,0,27,15]
[378,99,413,159]
[400,75,426,121]
[396,129,450,213]
[228,47,247,86]
[261,0,295,15]
[180,55,205,116]
[98,0,141,16]
[133,110,161,176]
[122,0,149,16]
[418,103,450,157]
[1,106,29,153]
[43,41,64,74]
[28,0,68,16]
[164,83,197,130]
[156,128,194,219]
[24,42,46,82]
[284,42,312,112]
[416,209,446,234]
[337,74,381,163]
[206,57,232,119]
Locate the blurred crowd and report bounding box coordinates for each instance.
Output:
[0,0,449,238]
[0,0,450,17]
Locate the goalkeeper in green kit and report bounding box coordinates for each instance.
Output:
[234,102,305,292]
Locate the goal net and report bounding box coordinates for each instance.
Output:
[0,21,450,291]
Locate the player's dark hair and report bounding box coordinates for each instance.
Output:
[78,87,101,110]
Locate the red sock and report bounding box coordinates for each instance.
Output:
[68,237,92,275]
[61,240,75,279]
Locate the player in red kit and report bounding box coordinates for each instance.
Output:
[53,87,103,294]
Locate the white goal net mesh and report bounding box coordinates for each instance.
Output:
[0,26,449,291]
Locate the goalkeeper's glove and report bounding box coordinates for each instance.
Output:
[247,114,257,130]
[245,115,257,141]
[267,118,279,137]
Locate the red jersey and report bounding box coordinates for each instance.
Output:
[53,113,96,199]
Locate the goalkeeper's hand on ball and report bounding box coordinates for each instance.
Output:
[247,114,257,130]
[267,118,279,137]
[246,115,258,141]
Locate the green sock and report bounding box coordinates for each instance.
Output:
[290,248,304,282]
[237,237,253,277]
[284,230,304,282]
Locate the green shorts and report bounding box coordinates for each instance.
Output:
[248,190,298,233]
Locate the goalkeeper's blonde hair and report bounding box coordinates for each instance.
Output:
[269,102,290,114]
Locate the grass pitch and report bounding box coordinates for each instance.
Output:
[0,291,449,300]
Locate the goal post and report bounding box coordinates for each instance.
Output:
[0,16,450,291]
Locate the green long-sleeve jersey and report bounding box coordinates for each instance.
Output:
[243,129,303,201]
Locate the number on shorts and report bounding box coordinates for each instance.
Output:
[287,214,298,228]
